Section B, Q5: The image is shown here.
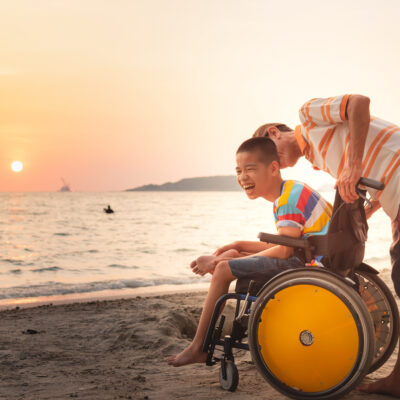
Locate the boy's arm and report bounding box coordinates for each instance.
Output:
[214,240,275,256]
[240,227,302,259]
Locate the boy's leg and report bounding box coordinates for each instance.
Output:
[167,255,304,367]
[166,260,236,367]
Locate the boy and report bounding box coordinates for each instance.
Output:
[166,137,332,367]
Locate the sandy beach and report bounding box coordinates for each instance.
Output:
[0,274,398,400]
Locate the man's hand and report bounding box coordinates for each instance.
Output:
[335,163,362,203]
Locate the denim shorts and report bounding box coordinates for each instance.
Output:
[228,256,305,280]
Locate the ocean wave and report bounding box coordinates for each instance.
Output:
[137,248,154,254]
[107,264,139,269]
[32,266,63,273]
[174,248,194,253]
[0,277,201,299]
[0,258,24,266]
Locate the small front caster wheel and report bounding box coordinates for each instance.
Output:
[219,360,239,392]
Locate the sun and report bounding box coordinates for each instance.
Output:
[11,161,23,173]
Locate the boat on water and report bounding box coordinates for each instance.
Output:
[104,205,114,214]
[59,178,71,192]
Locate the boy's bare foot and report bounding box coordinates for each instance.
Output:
[196,255,217,271]
[165,345,207,367]
[357,373,400,397]
[190,250,241,275]
[190,255,217,275]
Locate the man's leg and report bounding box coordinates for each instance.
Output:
[166,260,236,367]
[390,212,400,297]
[358,209,400,396]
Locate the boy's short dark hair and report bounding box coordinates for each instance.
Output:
[236,137,280,166]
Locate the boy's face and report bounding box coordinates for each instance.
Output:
[235,150,279,200]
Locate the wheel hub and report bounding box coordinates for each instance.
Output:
[299,330,314,346]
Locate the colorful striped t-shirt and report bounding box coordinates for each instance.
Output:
[295,95,400,219]
[273,180,332,238]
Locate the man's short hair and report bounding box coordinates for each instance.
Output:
[253,123,292,138]
[236,137,279,166]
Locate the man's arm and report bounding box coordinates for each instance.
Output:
[240,226,302,259]
[335,94,370,203]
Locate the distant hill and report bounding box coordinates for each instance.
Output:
[126,175,241,191]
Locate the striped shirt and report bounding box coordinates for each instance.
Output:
[295,95,400,219]
[273,180,332,238]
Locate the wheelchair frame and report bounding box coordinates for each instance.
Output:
[201,178,399,398]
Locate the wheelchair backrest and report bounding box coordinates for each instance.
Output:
[308,189,368,276]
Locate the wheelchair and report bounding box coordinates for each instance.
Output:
[202,178,399,399]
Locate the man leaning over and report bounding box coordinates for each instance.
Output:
[253,94,400,397]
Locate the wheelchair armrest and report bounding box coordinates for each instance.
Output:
[258,232,311,249]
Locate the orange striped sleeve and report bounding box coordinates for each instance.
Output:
[339,94,350,121]
[376,156,400,200]
[379,151,400,184]
[305,99,317,126]
[325,97,335,124]
[337,134,350,177]
[321,128,336,171]
[320,98,331,123]
[363,127,398,178]
[300,96,350,127]
[303,99,318,164]
[362,125,397,171]
[318,127,334,152]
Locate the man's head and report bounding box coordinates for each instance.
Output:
[235,137,282,201]
[252,123,301,168]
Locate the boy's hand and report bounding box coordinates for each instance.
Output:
[214,242,240,256]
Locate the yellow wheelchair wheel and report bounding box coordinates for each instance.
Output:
[248,269,375,400]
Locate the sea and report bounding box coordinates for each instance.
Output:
[0,191,393,308]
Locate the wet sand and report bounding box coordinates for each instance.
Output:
[0,273,398,400]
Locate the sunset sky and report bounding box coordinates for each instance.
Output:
[1,0,400,191]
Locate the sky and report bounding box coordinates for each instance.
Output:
[1,0,400,191]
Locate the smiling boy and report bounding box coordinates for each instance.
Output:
[166,137,332,367]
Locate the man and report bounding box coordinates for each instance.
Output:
[253,94,400,397]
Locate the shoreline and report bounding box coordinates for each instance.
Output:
[0,282,210,310]
[0,267,393,311]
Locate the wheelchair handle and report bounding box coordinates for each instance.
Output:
[357,177,384,191]
[258,232,310,249]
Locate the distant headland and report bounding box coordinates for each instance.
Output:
[126,175,241,191]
